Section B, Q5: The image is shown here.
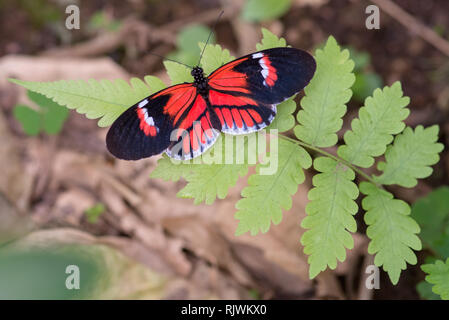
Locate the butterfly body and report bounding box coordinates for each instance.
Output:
[106,47,316,161]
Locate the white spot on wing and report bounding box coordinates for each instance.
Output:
[138,99,148,108]
[145,116,155,126]
[252,52,263,59]
[258,57,270,86]
[261,69,269,78]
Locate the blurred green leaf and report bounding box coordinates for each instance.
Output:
[347,47,383,102]
[347,47,370,72]
[18,0,61,27]
[417,280,442,300]
[169,24,214,67]
[352,72,383,102]
[28,90,69,135]
[84,203,106,224]
[13,90,69,136]
[88,11,121,32]
[13,105,41,136]
[411,186,449,257]
[242,0,291,22]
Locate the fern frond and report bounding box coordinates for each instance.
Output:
[360,182,421,284]
[198,43,234,75]
[163,61,193,85]
[235,139,311,235]
[150,155,191,182]
[421,259,449,300]
[177,163,248,205]
[294,36,355,147]
[338,82,410,167]
[256,28,287,50]
[374,125,444,187]
[151,135,251,205]
[9,77,157,127]
[300,157,359,278]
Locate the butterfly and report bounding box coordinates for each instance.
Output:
[106,47,316,161]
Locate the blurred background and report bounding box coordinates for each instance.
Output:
[0,0,448,299]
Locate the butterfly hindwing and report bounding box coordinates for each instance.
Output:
[209,89,276,134]
[166,94,220,160]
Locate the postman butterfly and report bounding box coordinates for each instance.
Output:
[106,47,316,160]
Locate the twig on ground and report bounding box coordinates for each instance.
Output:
[372,0,449,57]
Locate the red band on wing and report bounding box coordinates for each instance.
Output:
[239,110,254,127]
[208,57,250,93]
[177,94,207,136]
[209,90,257,106]
[137,108,158,137]
[248,109,263,123]
[155,84,197,123]
[231,109,243,128]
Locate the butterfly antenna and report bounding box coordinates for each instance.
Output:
[147,52,193,69]
[197,10,224,67]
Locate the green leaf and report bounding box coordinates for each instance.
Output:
[9,77,155,127]
[360,182,422,284]
[374,125,444,187]
[411,186,449,257]
[256,28,287,51]
[13,105,41,136]
[421,259,449,300]
[164,60,193,85]
[242,0,291,22]
[177,162,248,205]
[152,135,253,205]
[150,155,191,182]
[143,75,167,94]
[300,157,359,278]
[338,82,410,168]
[295,36,355,147]
[235,139,311,236]
[198,43,234,75]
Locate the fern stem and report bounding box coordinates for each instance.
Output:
[278,134,379,186]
